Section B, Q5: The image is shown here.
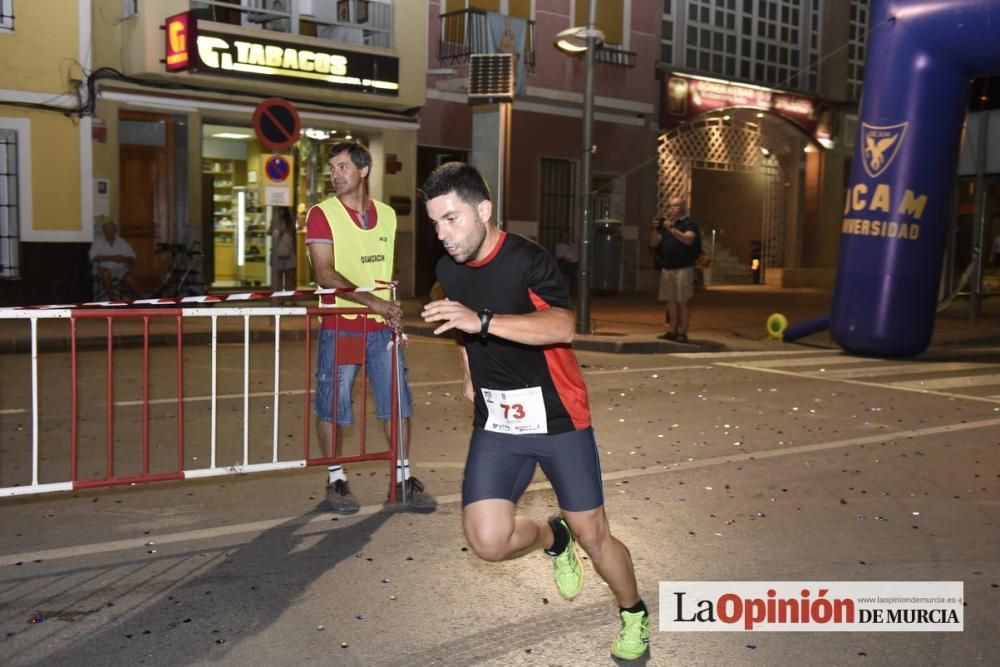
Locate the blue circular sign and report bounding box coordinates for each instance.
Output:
[265,155,290,182]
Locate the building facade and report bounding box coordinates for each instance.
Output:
[3,0,995,305]
[658,0,998,291]
[655,0,864,288]
[418,0,663,298]
[1,0,426,305]
[416,0,872,294]
[0,0,94,303]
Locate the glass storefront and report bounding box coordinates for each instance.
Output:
[201,123,370,289]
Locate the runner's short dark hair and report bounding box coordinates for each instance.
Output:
[420,162,492,206]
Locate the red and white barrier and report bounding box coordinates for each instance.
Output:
[2,280,395,310]
[0,293,403,503]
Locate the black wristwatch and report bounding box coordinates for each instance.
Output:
[477,308,494,338]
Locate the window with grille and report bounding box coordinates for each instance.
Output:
[121,0,137,18]
[678,0,820,93]
[0,129,20,280]
[539,158,576,255]
[661,1,674,65]
[848,0,869,101]
[0,0,14,31]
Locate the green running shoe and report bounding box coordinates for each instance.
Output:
[611,610,650,660]
[550,518,584,599]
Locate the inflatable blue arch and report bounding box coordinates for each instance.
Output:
[831,0,1000,356]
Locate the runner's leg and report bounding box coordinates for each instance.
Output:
[562,506,640,608]
[463,499,554,562]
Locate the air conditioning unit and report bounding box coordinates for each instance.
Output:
[468,53,514,105]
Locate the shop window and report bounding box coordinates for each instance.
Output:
[0,128,21,279]
[0,0,13,31]
[120,119,167,147]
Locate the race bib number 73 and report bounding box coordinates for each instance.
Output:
[481,386,548,435]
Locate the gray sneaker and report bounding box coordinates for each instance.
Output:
[325,479,361,515]
[390,477,437,512]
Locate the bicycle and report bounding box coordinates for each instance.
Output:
[154,241,205,297]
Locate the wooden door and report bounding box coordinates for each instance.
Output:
[120,145,169,292]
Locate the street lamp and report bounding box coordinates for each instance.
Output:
[555,1,604,334]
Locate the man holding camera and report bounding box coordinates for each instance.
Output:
[649,197,700,342]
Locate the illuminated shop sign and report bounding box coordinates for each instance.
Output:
[165,12,197,72]
[661,72,834,148]
[163,12,399,96]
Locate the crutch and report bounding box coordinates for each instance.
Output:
[391,283,408,507]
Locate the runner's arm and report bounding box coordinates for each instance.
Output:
[421,298,574,346]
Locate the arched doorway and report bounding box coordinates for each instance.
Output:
[657,115,787,283]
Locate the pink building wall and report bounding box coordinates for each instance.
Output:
[420,1,661,232]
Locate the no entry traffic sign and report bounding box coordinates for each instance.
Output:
[252,98,301,151]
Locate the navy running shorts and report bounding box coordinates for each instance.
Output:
[462,426,605,512]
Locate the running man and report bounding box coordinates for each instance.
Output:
[419,162,649,660]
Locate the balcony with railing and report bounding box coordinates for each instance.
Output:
[191,0,394,48]
[438,8,535,72]
[595,43,636,68]
[438,9,636,72]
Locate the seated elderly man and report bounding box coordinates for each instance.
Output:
[90,220,140,299]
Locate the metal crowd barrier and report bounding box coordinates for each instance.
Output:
[0,306,402,504]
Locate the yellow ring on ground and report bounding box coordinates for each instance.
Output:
[766,313,788,340]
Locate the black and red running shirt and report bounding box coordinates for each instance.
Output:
[435,232,592,434]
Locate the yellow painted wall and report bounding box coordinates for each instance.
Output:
[0,0,81,93]
[0,1,86,235]
[395,1,429,110]
[1,109,81,233]
[92,98,121,224]
[33,114,82,232]
[91,0,128,73]
[574,0,624,44]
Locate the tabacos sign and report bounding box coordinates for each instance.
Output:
[162,11,399,95]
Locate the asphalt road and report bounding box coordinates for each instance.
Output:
[1,337,999,666]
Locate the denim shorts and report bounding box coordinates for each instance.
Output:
[314,328,414,425]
